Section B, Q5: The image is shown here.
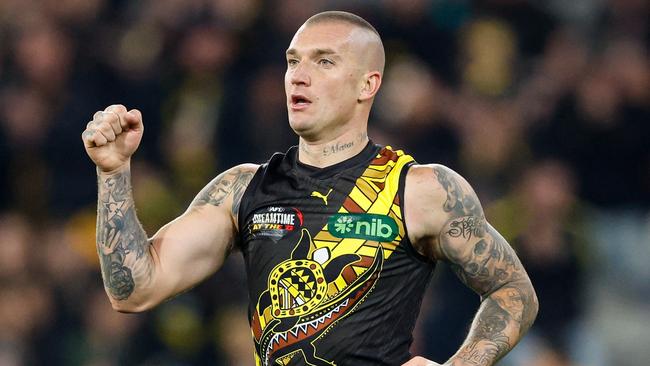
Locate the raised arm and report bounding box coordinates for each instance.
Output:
[404,164,538,366]
[83,104,257,312]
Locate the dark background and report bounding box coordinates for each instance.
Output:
[0,0,648,365]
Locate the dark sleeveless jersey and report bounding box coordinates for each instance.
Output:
[238,142,435,366]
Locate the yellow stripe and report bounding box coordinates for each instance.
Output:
[334,277,348,292]
[357,178,381,195]
[366,156,410,216]
[314,230,342,242]
[349,187,372,211]
[383,243,398,252]
[352,266,365,276]
[330,237,366,259]
[357,246,377,257]
[361,168,392,179]
[326,153,413,262]
[391,204,402,220]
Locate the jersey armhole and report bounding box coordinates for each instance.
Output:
[235,163,266,247]
[399,162,436,265]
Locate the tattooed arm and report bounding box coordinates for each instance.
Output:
[95,163,257,312]
[83,105,258,312]
[404,164,538,366]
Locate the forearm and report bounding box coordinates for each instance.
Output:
[446,280,538,366]
[96,164,156,309]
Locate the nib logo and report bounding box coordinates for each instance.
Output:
[334,216,354,234]
[328,213,398,242]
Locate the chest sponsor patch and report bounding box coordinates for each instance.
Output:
[327,213,398,242]
[249,206,304,239]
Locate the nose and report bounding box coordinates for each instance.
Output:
[290,63,311,87]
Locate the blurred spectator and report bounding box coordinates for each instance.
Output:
[460,17,518,97]
[0,213,35,282]
[529,42,650,209]
[375,55,459,166]
[0,1,648,365]
[508,161,586,364]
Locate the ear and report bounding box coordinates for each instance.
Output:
[358,71,382,102]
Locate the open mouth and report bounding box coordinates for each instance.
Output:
[290,94,312,109]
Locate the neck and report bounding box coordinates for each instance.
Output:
[298,130,369,168]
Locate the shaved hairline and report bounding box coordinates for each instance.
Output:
[303,11,385,73]
[305,11,381,38]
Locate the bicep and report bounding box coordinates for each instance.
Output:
[438,219,527,299]
[149,205,235,300]
[431,166,527,297]
[143,164,257,305]
[407,164,528,298]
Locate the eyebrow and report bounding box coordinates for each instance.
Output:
[286,48,339,57]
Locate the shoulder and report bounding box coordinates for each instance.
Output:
[404,164,485,255]
[405,163,478,209]
[231,163,261,176]
[190,164,260,212]
[205,163,260,196]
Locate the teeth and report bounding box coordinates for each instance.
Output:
[288,322,310,338]
[299,324,308,334]
[308,317,324,330]
[263,297,354,363]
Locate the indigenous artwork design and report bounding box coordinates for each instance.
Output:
[252,147,414,366]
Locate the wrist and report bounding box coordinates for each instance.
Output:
[97,161,131,176]
[445,355,495,366]
[444,359,476,366]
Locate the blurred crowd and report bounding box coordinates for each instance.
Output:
[0,0,648,365]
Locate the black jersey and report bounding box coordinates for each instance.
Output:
[238,142,435,366]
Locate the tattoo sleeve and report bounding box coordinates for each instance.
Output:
[96,165,255,305]
[432,166,538,366]
[96,167,152,301]
[190,167,255,217]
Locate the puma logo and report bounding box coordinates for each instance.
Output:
[311,188,333,205]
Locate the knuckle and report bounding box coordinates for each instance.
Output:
[110,117,122,128]
[100,111,113,121]
[99,124,113,134]
[106,104,127,113]
[103,111,122,126]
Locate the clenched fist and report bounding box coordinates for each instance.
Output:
[82,104,144,173]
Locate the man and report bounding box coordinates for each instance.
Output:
[82,11,537,366]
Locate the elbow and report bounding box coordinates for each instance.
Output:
[521,280,539,333]
[107,295,159,314]
[529,284,540,323]
[111,302,148,314]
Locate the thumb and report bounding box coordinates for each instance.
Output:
[123,109,144,131]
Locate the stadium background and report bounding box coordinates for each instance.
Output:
[0,0,648,365]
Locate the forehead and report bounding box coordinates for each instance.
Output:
[288,22,356,53]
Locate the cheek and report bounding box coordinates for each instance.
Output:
[284,72,291,91]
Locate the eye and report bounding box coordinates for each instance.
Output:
[318,59,334,67]
[287,59,299,67]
